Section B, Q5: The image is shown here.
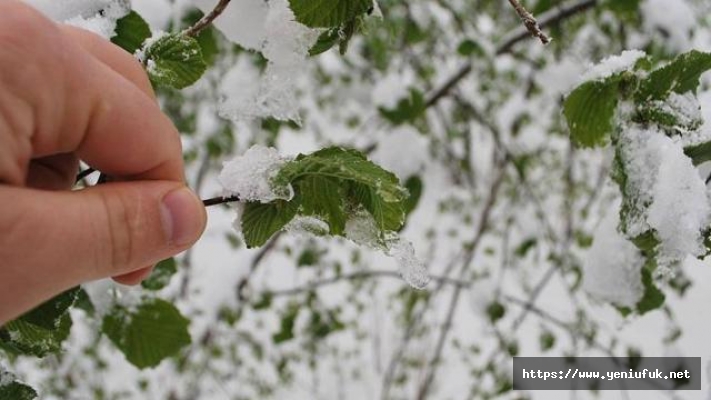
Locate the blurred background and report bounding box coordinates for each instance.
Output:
[6,0,711,399]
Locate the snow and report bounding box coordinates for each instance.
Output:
[285,216,331,236]
[617,124,711,269]
[82,280,116,318]
[344,208,383,249]
[579,50,646,83]
[191,0,268,51]
[24,0,129,39]
[131,0,172,30]
[0,368,12,387]
[385,238,431,289]
[345,209,430,289]
[641,0,696,52]
[204,0,318,121]
[652,92,706,141]
[218,145,293,202]
[616,126,661,237]
[583,206,645,308]
[647,135,710,267]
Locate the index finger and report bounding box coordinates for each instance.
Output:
[0,2,185,183]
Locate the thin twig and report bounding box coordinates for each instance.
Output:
[425,0,597,107]
[183,0,232,38]
[75,167,96,184]
[507,0,551,45]
[416,167,507,400]
[202,195,240,207]
[263,270,470,298]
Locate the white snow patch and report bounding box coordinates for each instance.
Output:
[641,0,696,52]
[370,127,428,178]
[82,280,115,317]
[583,206,645,308]
[210,0,319,121]
[24,0,129,39]
[385,238,430,289]
[647,136,710,267]
[580,50,646,83]
[345,209,430,289]
[616,126,663,237]
[191,0,268,51]
[0,368,13,387]
[218,145,293,202]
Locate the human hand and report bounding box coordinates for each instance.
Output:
[0,1,207,324]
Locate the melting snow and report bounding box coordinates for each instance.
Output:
[345,209,431,289]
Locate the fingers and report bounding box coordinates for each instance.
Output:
[0,1,185,183]
[0,181,206,323]
[26,153,79,190]
[60,25,156,100]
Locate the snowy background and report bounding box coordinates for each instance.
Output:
[6,0,711,399]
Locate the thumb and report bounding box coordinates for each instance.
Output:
[0,182,205,318]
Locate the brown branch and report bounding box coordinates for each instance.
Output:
[202,195,240,207]
[507,0,551,45]
[425,0,598,107]
[262,270,470,298]
[416,167,507,400]
[183,0,232,38]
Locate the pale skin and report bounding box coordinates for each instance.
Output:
[0,1,207,324]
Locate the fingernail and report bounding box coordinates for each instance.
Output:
[160,187,205,246]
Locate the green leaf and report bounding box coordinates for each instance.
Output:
[181,9,219,65]
[73,288,95,315]
[603,0,640,19]
[564,78,620,147]
[636,266,665,314]
[0,377,37,400]
[684,141,711,165]
[102,299,191,369]
[241,199,301,248]
[143,34,207,89]
[378,89,426,125]
[402,175,423,216]
[19,287,80,330]
[273,304,299,344]
[275,147,407,203]
[635,50,711,102]
[539,331,556,351]
[288,0,372,28]
[1,312,72,357]
[297,176,347,235]
[111,11,152,54]
[486,301,506,323]
[457,39,485,57]
[141,258,178,291]
[350,182,405,232]
[307,310,345,339]
[309,28,341,56]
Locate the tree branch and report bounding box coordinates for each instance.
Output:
[202,195,240,207]
[416,167,507,400]
[506,0,551,45]
[183,0,232,38]
[262,270,470,298]
[425,0,598,108]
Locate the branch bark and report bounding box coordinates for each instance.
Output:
[506,0,551,45]
[183,0,232,38]
[425,0,598,108]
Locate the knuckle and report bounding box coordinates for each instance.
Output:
[96,188,139,273]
